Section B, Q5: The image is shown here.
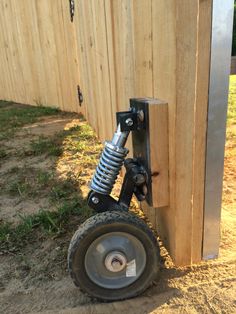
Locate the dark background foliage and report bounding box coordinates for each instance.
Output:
[232,1,236,55]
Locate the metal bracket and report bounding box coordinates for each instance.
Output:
[69,0,75,22]
[116,109,146,132]
[129,99,152,205]
[77,85,83,106]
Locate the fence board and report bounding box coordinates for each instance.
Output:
[51,0,71,111]
[132,0,153,97]
[90,0,114,140]
[110,0,135,112]
[152,0,177,257]
[1,0,26,103]
[104,0,117,133]
[0,6,11,99]
[27,0,48,105]
[60,0,82,113]
[74,1,91,120]
[76,2,99,134]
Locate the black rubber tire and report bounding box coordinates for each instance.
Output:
[68,211,160,301]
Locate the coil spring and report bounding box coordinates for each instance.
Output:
[90,142,128,195]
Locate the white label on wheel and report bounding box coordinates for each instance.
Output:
[126,259,136,277]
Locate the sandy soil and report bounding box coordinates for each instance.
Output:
[0,110,235,314]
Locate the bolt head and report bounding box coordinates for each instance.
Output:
[137,110,144,122]
[125,118,134,126]
[91,196,99,204]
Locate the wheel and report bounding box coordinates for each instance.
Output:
[68,211,160,301]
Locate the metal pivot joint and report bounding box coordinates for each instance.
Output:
[88,107,148,212]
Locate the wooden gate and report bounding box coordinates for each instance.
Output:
[0,0,233,265]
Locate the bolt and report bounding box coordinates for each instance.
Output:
[137,110,144,122]
[125,118,133,126]
[91,196,99,204]
[134,174,145,185]
[142,185,148,196]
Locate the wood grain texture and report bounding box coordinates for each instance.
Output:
[59,0,79,113]
[110,0,135,112]
[174,0,199,265]
[0,2,12,100]
[132,0,153,97]
[74,0,92,120]
[0,0,213,265]
[1,0,26,103]
[152,0,177,258]
[148,100,169,208]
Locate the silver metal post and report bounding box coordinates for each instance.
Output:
[202,0,234,260]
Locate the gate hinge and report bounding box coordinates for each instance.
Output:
[77,85,83,106]
[69,0,75,22]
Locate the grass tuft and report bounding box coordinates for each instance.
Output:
[0,148,7,159]
[29,136,63,157]
[0,102,59,140]
[228,76,236,125]
[0,101,100,253]
[7,180,32,197]
[0,197,93,251]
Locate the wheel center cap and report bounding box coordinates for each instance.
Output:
[105,251,127,272]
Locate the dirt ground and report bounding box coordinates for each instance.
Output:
[0,102,235,314]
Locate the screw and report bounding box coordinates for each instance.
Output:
[91,196,99,204]
[125,118,133,126]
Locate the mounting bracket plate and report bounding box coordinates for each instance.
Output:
[130,98,169,208]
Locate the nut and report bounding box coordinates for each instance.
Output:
[91,196,99,204]
[125,118,134,126]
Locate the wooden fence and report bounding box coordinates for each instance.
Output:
[0,0,214,265]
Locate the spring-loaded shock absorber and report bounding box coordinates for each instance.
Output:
[90,124,130,195]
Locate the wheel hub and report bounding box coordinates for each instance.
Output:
[104,251,127,272]
[84,231,147,289]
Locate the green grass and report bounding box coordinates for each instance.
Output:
[27,124,101,165]
[29,136,63,157]
[228,75,236,126]
[227,75,236,141]
[0,101,59,140]
[0,148,7,159]
[50,180,77,202]
[2,167,78,201]
[0,101,102,252]
[0,164,94,251]
[36,170,53,186]
[4,167,50,198]
[0,197,93,251]
[7,180,33,198]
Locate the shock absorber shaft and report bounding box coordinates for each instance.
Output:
[111,124,129,147]
[90,124,129,195]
